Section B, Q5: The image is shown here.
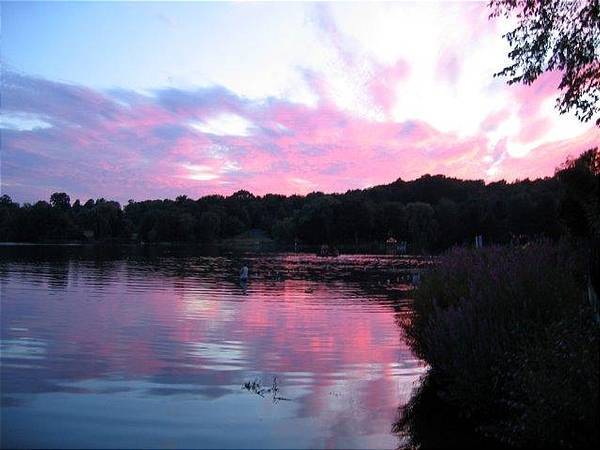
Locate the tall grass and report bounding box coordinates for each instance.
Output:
[402,242,599,448]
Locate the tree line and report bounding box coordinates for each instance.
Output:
[0,149,596,252]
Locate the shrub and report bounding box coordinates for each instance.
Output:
[403,242,598,447]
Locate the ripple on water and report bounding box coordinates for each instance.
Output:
[0,248,426,449]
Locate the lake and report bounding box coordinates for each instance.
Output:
[0,246,427,449]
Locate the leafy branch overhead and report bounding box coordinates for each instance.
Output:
[489,0,600,125]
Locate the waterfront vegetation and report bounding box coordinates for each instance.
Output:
[399,242,599,448]
[0,172,567,251]
[396,148,599,448]
[2,150,596,256]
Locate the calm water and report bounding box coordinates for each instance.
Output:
[0,246,426,449]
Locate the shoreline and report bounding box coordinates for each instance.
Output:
[0,240,437,256]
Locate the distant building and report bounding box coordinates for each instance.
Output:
[83,230,94,240]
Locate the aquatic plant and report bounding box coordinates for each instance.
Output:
[242,376,291,403]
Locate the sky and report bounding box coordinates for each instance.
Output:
[1,0,598,204]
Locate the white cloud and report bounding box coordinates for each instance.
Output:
[0,113,52,131]
[221,160,241,173]
[183,164,220,181]
[189,113,255,137]
[290,177,316,187]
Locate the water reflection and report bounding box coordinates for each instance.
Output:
[1,246,427,449]
[392,374,508,449]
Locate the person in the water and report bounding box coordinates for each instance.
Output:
[240,264,249,282]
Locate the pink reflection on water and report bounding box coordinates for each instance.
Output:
[1,257,424,447]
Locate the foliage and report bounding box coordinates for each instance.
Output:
[2,150,595,248]
[403,242,599,448]
[49,192,71,210]
[556,147,600,238]
[405,202,438,252]
[0,172,568,249]
[489,0,600,124]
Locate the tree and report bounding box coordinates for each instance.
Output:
[50,192,71,210]
[198,211,221,242]
[0,174,577,248]
[406,202,438,252]
[490,0,600,124]
[222,214,246,237]
[93,200,125,239]
[333,197,375,244]
[272,217,297,242]
[0,194,15,207]
[379,201,407,240]
[556,148,600,305]
[556,147,599,238]
[296,196,339,244]
[435,198,460,248]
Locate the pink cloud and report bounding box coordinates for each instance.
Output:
[511,71,563,120]
[369,59,410,116]
[312,3,357,68]
[480,108,511,132]
[1,70,596,204]
[493,127,600,180]
[517,117,552,143]
[436,49,461,84]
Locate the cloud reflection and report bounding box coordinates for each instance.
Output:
[1,250,424,448]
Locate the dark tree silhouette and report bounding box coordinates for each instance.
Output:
[0,151,595,251]
[556,147,600,237]
[556,147,599,299]
[50,192,71,210]
[490,0,600,124]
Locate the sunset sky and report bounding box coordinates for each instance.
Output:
[2,0,598,203]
